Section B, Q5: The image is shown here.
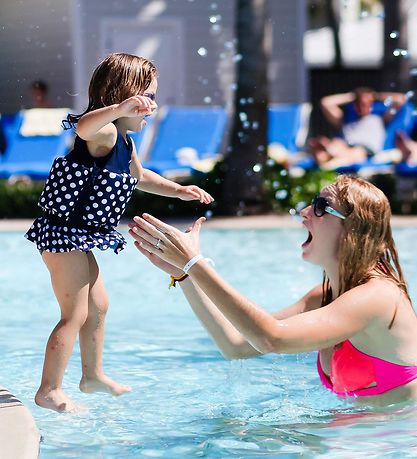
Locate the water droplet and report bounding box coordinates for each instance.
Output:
[239,98,247,105]
[205,210,213,219]
[204,96,212,104]
[197,47,207,57]
[289,208,296,216]
[393,48,409,57]
[295,202,306,212]
[406,91,414,99]
[209,16,217,23]
[239,112,247,122]
[233,54,242,62]
[275,190,288,200]
[390,31,399,39]
[410,68,417,76]
[384,96,393,107]
[252,121,259,130]
[253,163,262,173]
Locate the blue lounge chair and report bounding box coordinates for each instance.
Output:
[268,103,312,152]
[267,103,314,169]
[0,111,73,180]
[142,106,228,178]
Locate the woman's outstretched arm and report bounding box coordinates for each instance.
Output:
[129,215,389,355]
[130,223,322,359]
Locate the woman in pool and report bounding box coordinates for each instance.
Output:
[128,175,417,406]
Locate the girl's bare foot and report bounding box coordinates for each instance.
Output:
[35,388,86,413]
[79,374,132,396]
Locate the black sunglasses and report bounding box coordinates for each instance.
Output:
[312,195,346,220]
[143,92,156,101]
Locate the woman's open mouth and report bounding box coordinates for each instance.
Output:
[302,230,313,248]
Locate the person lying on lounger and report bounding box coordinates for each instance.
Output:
[309,88,406,169]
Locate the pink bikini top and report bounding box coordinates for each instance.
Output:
[317,340,417,397]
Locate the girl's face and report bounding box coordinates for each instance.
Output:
[300,185,345,267]
[123,78,158,132]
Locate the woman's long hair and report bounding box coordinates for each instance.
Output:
[322,175,410,306]
[64,53,157,128]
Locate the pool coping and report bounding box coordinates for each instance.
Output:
[2,214,417,231]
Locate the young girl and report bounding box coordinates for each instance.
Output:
[25,52,214,413]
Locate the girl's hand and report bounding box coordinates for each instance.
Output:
[117,95,157,118]
[178,185,214,204]
[128,214,205,270]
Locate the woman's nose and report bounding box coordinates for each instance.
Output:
[300,205,311,218]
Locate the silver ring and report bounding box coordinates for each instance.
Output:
[155,238,162,249]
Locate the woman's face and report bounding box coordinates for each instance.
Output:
[300,185,345,268]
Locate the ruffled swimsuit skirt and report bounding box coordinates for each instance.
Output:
[25,133,138,254]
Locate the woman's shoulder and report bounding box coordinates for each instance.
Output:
[341,277,407,325]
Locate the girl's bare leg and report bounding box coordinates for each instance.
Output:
[35,251,90,413]
[79,252,131,396]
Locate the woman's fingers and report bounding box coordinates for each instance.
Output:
[140,213,178,236]
[134,240,152,257]
[132,216,170,243]
[191,216,206,233]
[128,230,156,249]
[135,237,163,254]
[128,224,164,247]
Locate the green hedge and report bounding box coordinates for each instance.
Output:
[0,164,413,219]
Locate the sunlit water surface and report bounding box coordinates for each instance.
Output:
[1,226,417,458]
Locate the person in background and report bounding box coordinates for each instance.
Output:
[309,88,406,169]
[129,175,417,406]
[395,127,417,165]
[30,80,53,108]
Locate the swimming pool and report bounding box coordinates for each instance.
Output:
[1,226,417,458]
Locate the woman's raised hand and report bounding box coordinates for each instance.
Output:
[117,95,157,118]
[128,214,206,270]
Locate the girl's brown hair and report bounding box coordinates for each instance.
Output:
[322,175,410,306]
[64,53,157,128]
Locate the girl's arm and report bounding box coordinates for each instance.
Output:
[130,149,214,204]
[131,215,395,355]
[76,96,156,156]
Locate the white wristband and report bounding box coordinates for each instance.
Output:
[183,254,204,274]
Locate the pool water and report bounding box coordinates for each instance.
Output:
[1,226,417,458]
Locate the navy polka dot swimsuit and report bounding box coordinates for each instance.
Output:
[25,132,138,254]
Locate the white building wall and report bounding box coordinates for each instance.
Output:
[0,0,307,114]
[0,0,73,112]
